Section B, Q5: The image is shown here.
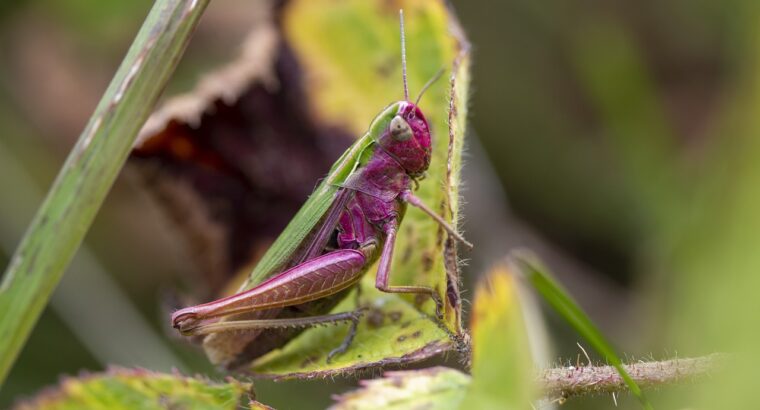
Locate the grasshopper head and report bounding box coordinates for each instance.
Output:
[379,101,432,177]
[382,10,435,178]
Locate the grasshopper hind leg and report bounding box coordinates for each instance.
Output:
[187,289,368,364]
[327,285,365,363]
[326,308,364,362]
[184,310,363,335]
[196,307,367,364]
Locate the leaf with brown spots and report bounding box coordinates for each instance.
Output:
[330,367,470,410]
[12,368,260,410]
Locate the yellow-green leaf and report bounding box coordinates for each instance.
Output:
[331,367,470,410]
[463,263,536,408]
[251,289,450,376]
[12,368,259,410]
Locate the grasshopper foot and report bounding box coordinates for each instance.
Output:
[327,309,365,363]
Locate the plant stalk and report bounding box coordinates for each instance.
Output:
[0,0,209,388]
[540,354,720,401]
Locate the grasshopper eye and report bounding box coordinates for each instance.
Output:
[390,115,413,141]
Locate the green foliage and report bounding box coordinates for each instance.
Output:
[251,290,449,376]
[4,0,708,407]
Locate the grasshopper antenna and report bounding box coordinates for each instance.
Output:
[399,9,409,101]
[415,67,445,106]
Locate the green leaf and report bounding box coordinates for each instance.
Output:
[201,0,470,377]
[251,288,450,376]
[509,250,653,410]
[12,368,263,410]
[463,263,536,408]
[331,367,470,410]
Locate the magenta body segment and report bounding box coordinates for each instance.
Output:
[172,249,367,323]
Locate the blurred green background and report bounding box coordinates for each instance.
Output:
[2,0,759,408]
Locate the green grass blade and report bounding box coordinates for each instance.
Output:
[0,0,209,388]
[509,250,653,410]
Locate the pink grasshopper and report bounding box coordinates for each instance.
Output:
[171,10,471,369]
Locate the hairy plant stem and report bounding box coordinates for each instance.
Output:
[540,354,720,401]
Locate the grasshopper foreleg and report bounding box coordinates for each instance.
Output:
[400,190,473,249]
[375,218,444,318]
[373,191,473,318]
